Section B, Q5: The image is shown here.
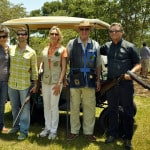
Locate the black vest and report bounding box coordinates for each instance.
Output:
[70,39,97,88]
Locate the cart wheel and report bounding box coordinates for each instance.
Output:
[98,102,137,136]
[98,107,124,136]
[98,107,109,135]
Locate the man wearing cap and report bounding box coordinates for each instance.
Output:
[66,20,102,141]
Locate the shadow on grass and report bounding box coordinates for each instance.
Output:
[0,105,137,150]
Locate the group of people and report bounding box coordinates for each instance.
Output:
[0,21,142,150]
[0,26,38,140]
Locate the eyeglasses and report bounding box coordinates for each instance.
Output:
[50,33,59,36]
[17,33,27,36]
[109,30,122,33]
[0,35,8,39]
[79,28,90,31]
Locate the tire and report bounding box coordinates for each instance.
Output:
[98,102,137,136]
[30,93,44,124]
[98,107,109,135]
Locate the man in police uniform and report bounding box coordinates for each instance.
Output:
[100,23,141,149]
[66,20,102,141]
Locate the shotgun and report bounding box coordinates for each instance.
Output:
[127,70,150,90]
[13,91,31,128]
[99,71,150,97]
[100,74,125,96]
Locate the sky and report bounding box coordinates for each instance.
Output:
[9,0,55,12]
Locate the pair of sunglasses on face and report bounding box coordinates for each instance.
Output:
[79,28,90,31]
[17,33,28,36]
[0,35,8,39]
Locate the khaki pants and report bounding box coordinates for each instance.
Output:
[70,87,96,135]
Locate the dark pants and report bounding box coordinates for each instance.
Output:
[106,81,134,140]
[0,81,8,129]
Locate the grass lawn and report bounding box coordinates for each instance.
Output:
[0,95,150,150]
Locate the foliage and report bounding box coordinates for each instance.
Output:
[0,0,26,23]
[41,1,62,16]
[0,0,149,49]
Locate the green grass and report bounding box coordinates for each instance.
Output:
[0,95,150,150]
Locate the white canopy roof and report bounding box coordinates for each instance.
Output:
[1,16,110,30]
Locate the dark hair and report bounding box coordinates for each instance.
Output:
[0,25,9,36]
[17,27,28,35]
[143,42,146,46]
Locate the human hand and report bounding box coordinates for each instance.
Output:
[53,84,61,96]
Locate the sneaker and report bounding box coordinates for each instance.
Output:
[105,136,116,144]
[39,128,50,137]
[7,128,19,134]
[48,133,57,140]
[18,132,27,140]
[67,133,79,141]
[85,134,96,142]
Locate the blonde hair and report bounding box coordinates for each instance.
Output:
[49,26,63,43]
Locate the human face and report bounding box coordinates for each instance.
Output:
[50,29,60,43]
[17,31,28,43]
[109,25,123,44]
[79,27,90,41]
[0,33,8,46]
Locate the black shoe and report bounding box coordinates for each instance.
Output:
[105,136,115,144]
[67,133,79,141]
[124,140,132,150]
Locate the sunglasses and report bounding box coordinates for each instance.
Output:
[17,33,27,36]
[0,35,8,39]
[50,33,59,36]
[79,28,90,31]
[109,30,122,33]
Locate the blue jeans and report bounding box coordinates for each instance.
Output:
[8,87,30,135]
[0,81,8,129]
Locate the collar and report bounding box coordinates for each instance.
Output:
[77,37,91,44]
[112,38,123,46]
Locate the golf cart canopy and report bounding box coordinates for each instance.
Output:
[1,16,110,30]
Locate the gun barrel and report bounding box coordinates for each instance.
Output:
[127,71,150,90]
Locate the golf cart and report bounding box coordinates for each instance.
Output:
[2,16,137,136]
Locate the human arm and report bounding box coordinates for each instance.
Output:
[124,63,141,80]
[30,51,38,93]
[124,44,141,80]
[96,45,102,91]
[53,48,67,96]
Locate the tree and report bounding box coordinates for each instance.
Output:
[41,1,62,16]
[0,0,26,23]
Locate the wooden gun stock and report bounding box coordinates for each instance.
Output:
[100,74,124,96]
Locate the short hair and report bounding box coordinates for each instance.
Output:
[0,25,9,36]
[49,26,63,43]
[17,27,28,35]
[143,42,146,46]
[109,22,124,32]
